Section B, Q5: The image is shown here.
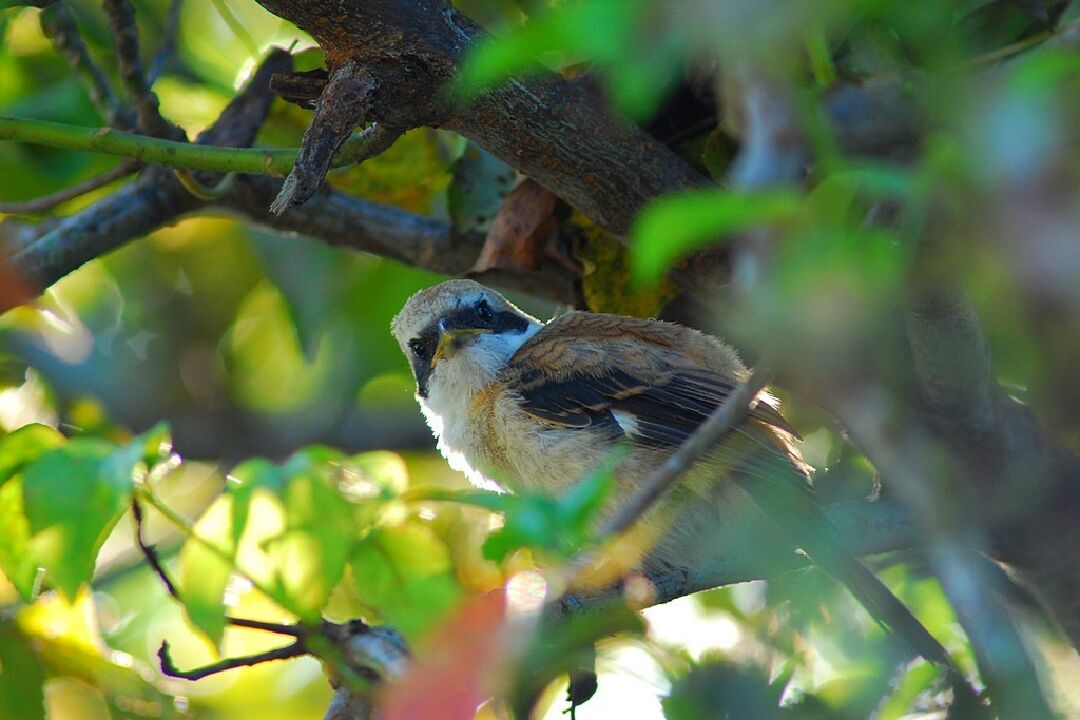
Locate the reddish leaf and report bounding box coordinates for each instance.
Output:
[378,590,510,720]
[0,255,35,313]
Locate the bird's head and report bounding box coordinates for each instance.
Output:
[392,279,541,398]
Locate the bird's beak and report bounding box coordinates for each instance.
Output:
[431,317,490,367]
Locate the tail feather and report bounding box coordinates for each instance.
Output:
[729,438,952,666]
[794,523,952,666]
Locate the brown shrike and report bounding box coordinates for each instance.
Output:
[392,279,949,665]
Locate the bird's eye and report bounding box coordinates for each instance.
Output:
[408,339,425,358]
[476,299,494,323]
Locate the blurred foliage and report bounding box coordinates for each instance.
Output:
[2,0,1080,718]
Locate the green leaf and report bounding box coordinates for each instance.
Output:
[248,229,346,360]
[102,422,172,487]
[482,495,559,564]
[0,423,64,489]
[0,620,45,720]
[178,496,235,650]
[227,457,284,549]
[21,440,131,599]
[0,479,38,601]
[447,143,515,235]
[484,452,619,563]
[554,450,619,536]
[226,446,363,620]
[351,523,462,641]
[631,190,803,285]
[270,468,355,621]
[457,0,639,95]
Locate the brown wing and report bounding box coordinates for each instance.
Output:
[501,311,798,448]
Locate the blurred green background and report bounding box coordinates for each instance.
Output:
[2,0,1080,718]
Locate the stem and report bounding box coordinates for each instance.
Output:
[805,26,836,88]
[0,115,297,175]
[134,486,280,603]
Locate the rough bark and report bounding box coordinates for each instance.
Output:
[253,0,707,236]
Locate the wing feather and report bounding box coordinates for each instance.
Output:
[501,312,799,448]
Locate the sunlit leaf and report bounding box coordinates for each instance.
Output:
[21,440,130,599]
[0,479,37,600]
[101,422,172,486]
[228,457,284,549]
[484,455,616,563]
[17,592,188,718]
[270,467,355,621]
[0,423,64,489]
[226,446,372,620]
[351,523,463,641]
[178,495,235,650]
[631,190,803,285]
[458,0,638,93]
[0,619,45,720]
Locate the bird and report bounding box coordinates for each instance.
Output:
[391,278,950,666]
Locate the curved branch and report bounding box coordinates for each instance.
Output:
[0,160,139,215]
[254,0,707,235]
[271,61,379,213]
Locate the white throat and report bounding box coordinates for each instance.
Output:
[418,322,542,489]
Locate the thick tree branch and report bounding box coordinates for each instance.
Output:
[254,0,707,236]
[271,60,378,213]
[905,235,1080,649]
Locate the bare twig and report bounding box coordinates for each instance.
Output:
[131,497,181,600]
[227,617,303,637]
[158,638,306,680]
[102,0,177,138]
[38,4,134,129]
[335,123,404,168]
[148,0,183,84]
[0,160,139,215]
[271,61,378,214]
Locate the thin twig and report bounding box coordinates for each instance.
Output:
[597,367,771,540]
[149,0,183,84]
[158,639,306,680]
[38,4,134,129]
[102,0,175,138]
[228,617,304,637]
[0,160,139,215]
[334,123,404,167]
[131,497,181,600]
[173,169,237,200]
